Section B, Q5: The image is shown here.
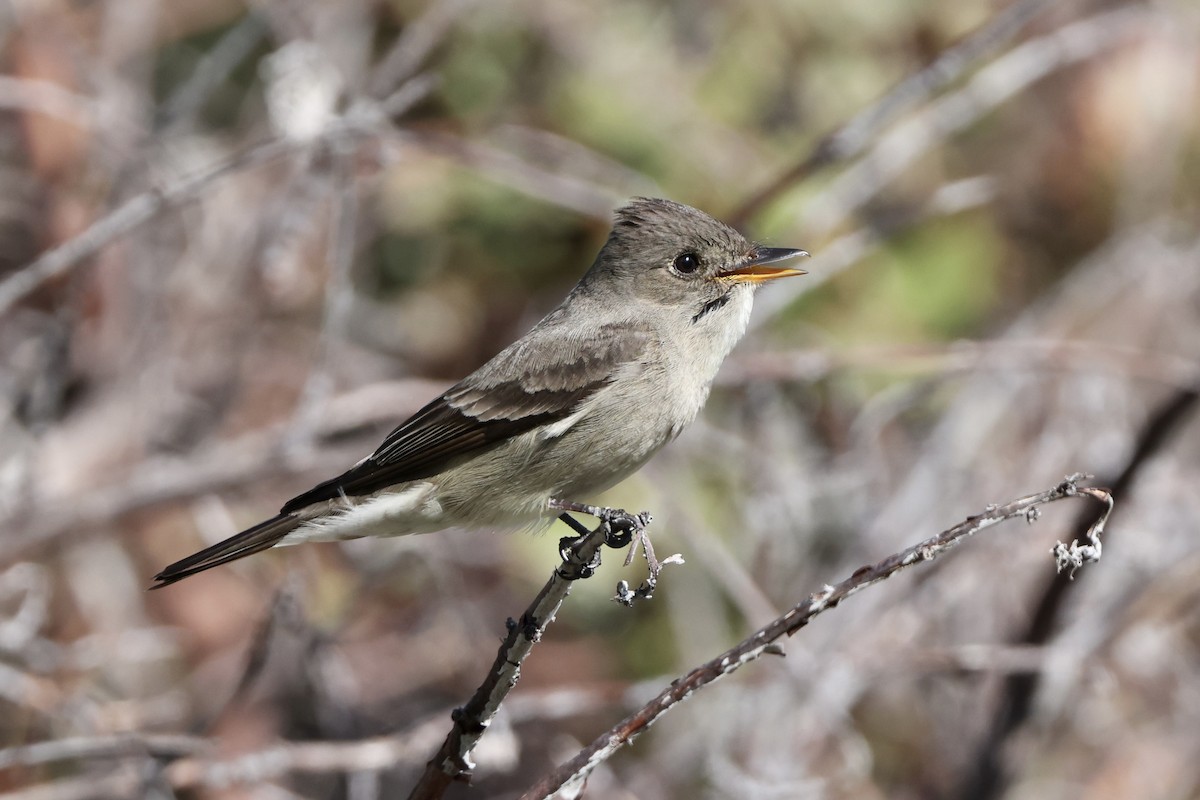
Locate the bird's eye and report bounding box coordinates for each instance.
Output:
[673,252,701,275]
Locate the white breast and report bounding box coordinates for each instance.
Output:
[666,286,755,428]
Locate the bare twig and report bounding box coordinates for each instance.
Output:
[0,379,445,568]
[0,660,62,717]
[0,76,99,128]
[368,0,480,97]
[0,733,206,770]
[0,765,145,800]
[798,7,1148,241]
[0,429,353,569]
[748,6,1152,325]
[961,386,1200,799]
[0,723,449,797]
[0,724,446,798]
[378,73,442,118]
[0,137,296,318]
[165,728,442,790]
[283,140,360,451]
[406,516,617,799]
[388,130,628,218]
[747,175,998,326]
[0,684,639,796]
[520,475,1113,800]
[719,339,1200,391]
[158,14,267,129]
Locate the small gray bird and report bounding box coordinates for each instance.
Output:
[152,198,805,587]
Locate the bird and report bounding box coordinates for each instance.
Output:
[151,198,806,587]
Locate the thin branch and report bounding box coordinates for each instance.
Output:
[729,0,1060,227]
[0,137,295,318]
[0,429,353,569]
[798,7,1148,241]
[0,765,144,800]
[387,129,628,219]
[961,385,1200,799]
[0,378,445,569]
[165,730,441,790]
[368,0,479,97]
[378,73,442,118]
[0,71,434,321]
[0,725,444,797]
[406,517,619,800]
[0,733,206,770]
[747,175,997,327]
[0,76,99,128]
[158,13,267,129]
[719,339,1200,391]
[282,141,361,452]
[0,661,63,717]
[520,475,1113,800]
[747,6,1152,326]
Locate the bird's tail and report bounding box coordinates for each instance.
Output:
[150,513,301,589]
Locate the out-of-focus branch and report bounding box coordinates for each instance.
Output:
[961,385,1200,799]
[0,733,206,770]
[798,7,1148,241]
[0,73,439,320]
[748,6,1152,323]
[0,378,446,569]
[0,685,634,797]
[406,516,619,800]
[158,14,267,129]
[165,729,442,790]
[748,175,998,326]
[720,339,1200,390]
[0,76,99,128]
[368,0,480,97]
[389,129,629,219]
[0,728,440,799]
[0,429,341,569]
[0,661,63,718]
[520,476,1113,800]
[282,140,361,451]
[729,0,1059,227]
[0,137,294,318]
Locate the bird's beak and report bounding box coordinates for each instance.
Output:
[718,246,809,284]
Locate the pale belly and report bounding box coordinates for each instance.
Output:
[280,291,748,545]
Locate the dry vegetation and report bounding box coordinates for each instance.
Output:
[1,0,1198,798]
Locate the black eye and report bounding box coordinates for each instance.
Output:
[673,252,700,274]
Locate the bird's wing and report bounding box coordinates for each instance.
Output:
[280,321,651,512]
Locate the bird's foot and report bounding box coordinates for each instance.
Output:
[550,499,682,605]
[550,499,651,547]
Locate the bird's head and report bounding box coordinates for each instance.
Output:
[586,198,807,322]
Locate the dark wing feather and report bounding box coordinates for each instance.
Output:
[281,322,650,513]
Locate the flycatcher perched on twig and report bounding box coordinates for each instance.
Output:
[152,198,806,587]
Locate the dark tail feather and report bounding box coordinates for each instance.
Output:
[151,514,301,589]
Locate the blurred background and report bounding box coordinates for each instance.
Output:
[1,0,1198,797]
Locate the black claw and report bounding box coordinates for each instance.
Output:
[558,535,579,561]
[597,508,650,549]
[605,527,634,549]
[558,560,597,581]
